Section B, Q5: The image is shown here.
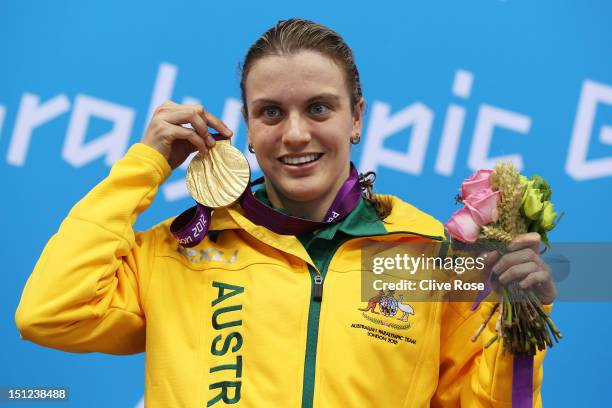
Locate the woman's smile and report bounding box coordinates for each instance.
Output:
[278,152,324,175]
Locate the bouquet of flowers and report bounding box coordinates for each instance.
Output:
[445,163,562,355]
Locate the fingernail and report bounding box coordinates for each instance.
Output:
[206,136,216,147]
[226,128,233,137]
[492,264,501,274]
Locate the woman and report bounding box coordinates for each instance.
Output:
[16,19,555,407]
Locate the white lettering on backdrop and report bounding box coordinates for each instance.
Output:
[7,93,70,166]
[360,101,433,175]
[63,95,134,167]
[566,79,612,180]
[468,104,531,171]
[434,69,473,176]
[0,105,6,141]
[1,64,611,203]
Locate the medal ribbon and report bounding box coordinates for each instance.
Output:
[239,165,361,235]
[170,136,362,246]
[512,355,534,408]
[471,285,534,408]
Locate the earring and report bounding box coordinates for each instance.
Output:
[350,133,361,145]
[248,143,256,153]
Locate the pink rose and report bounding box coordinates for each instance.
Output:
[461,169,493,199]
[445,207,481,243]
[463,188,500,226]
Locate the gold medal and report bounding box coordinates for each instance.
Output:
[186,139,250,208]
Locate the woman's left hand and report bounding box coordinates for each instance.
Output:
[486,232,557,305]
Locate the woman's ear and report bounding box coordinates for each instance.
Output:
[352,97,365,136]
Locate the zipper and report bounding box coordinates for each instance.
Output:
[312,273,323,301]
[300,231,445,407]
[301,264,323,408]
[301,235,348,408]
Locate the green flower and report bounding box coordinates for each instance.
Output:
[520,174,553,221]
[530,175,552,202]
[539,201,557,232]
[522,187,544,220]
[519,174,560,247]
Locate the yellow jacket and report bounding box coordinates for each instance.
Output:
[16,143,547,407]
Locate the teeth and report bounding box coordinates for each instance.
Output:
[281,154,321,165]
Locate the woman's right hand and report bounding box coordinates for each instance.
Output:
[141,101,233,169]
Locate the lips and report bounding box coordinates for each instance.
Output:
[278,153,323,166]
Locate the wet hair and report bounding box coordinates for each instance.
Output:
[239,18,391,220]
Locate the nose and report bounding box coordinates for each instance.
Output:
[282,110,311,148]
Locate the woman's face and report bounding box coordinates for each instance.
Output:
[244,50,364,206]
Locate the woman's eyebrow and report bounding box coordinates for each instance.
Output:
[306,93,340,103]
[251,98,279,106]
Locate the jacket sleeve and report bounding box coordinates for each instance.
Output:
[432,300,551,407]
[15,143,172,355]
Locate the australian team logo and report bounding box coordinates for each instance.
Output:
[358,290,415,330]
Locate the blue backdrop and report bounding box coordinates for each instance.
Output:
[2,1,611,406]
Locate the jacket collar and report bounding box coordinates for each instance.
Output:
[208,193,445,268]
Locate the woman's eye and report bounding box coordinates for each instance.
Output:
[263,107,281,118]
[309,103,330,115]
